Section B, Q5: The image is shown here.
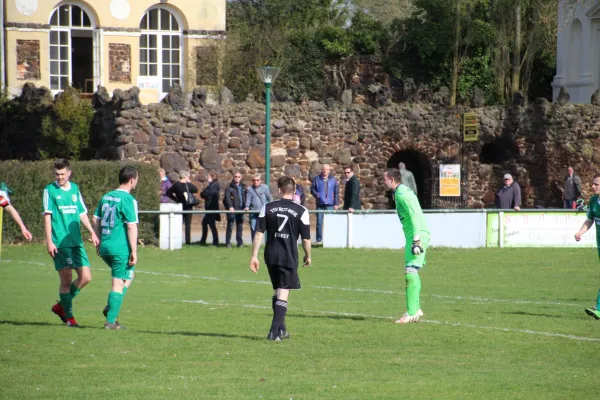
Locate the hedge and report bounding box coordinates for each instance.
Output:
[0,161,159,245]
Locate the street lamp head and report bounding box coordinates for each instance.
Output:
[257,66,281,84]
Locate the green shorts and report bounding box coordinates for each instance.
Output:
[54,245,90,271]
[101,254,135,280]
[405,234,430,268]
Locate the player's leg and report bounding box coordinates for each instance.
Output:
[52,248,80,326]
[70,245,92,299]
[104,255,134,329]
[395,236,428,324]
[586,250,600,319]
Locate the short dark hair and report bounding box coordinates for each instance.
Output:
[208,172,218,181]
[344,164,354,172]
[119,166,138,184]
[594,173,600,180]
[278,176,295,195]
[53,158,70,170]
[385,168,402,183]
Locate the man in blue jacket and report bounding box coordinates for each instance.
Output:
[311,164,339,244]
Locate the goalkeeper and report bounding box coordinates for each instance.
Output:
[383,168,430,324]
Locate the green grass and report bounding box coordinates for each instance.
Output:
[1,245,600,399]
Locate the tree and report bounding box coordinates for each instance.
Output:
[450,0,461,106]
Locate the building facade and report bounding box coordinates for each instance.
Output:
[1,0,226,104]
[553,0,600,104]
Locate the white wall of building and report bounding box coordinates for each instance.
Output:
[553,0,600,104]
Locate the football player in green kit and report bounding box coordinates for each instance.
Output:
[93,166,139,330]
[383,168,430,324]
[575,173,600,320]
[44,159,99,327]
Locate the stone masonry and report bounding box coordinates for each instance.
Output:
[109,43,131,84]
[95,90,600,210]
[16,40,40,80]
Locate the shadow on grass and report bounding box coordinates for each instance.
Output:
[0,320,104,330]
[293,313,368,322]
[502,311,565,319]
[140,330,263,341]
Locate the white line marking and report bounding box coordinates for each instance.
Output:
[0,259,586,308]
[181,299,600,342]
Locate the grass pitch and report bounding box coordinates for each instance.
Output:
[1,244,600,399]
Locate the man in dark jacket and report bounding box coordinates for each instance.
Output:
[200,172,220,246]
[564,166,582,209]
[310,164,339,244]
[495,174,521,210]
[166,170,198,245]
[343,164,361,212]
[224,172,246,248]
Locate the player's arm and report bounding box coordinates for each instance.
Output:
[80,213,99,246]
[300,208,312,266]
[250,205,266,273]
[575,219,594,241]
[397,194,425,255]
[4,204,32,241]
[42,189,57,256]
[127,223,138,266]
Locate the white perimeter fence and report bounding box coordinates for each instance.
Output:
[143,205,596,250]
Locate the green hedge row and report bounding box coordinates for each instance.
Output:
[1,161,159,245]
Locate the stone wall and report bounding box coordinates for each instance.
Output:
[95,91,600,210]
[109,43,131,84]
[16,40,40,80]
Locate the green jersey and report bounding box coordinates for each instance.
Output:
[586,194,600,245]
[43,181,87,248]
[94,189,138,256]
[393,184,429,240]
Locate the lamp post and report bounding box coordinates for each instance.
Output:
[256,66,281,190]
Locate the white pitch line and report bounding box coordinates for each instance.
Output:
[181,299,600,343]
[0,259,586,308]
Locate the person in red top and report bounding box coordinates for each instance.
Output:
[0,191,33,241]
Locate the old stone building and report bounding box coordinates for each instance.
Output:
[1,0,225,103]
[553,0,600,104]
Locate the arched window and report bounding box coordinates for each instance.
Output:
[49,4,96,92]
[139,8,183,97]
[568,19,583,82]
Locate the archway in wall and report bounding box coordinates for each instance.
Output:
[387,150,432,209]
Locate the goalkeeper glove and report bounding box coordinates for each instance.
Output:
[411,236,423,255]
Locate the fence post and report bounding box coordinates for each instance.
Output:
[347,212,353,248]
[168,212,175,251]
[499,211,504,248]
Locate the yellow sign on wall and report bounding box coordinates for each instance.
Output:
[439,164,461,197]
[463,112,478,142]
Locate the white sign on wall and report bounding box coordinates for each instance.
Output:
[502,212,596,247]
[137,76,159,90]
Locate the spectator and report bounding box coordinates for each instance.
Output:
[564,166,582,209]
[224,171,246,248]
[495,173,521,210]
[310,164,339,245]
[292,182,306,205]
[159,168,172,203]
[166,170,198,245]
[199,172,220,246]
[398,162,418,195]
[244,174,273,241]
[343,164,361,212]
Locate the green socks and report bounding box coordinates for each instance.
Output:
[122,286,128,296]
[59,293,73,319]
[70,283,80,299]
[596,288,600,310]
[106,291,124,324]
[405,273,421,316]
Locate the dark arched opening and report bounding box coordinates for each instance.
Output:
[387,149,432,209]
[479,138,517,164]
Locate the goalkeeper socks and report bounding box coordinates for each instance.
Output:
[106,291,124,324]
[59,292,73,319]
[405,273,421,316]
[70,282,80,299]
[270,299,288,334]
[596,288,600,310]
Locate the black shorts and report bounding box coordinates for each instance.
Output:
[266,264,301,290]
